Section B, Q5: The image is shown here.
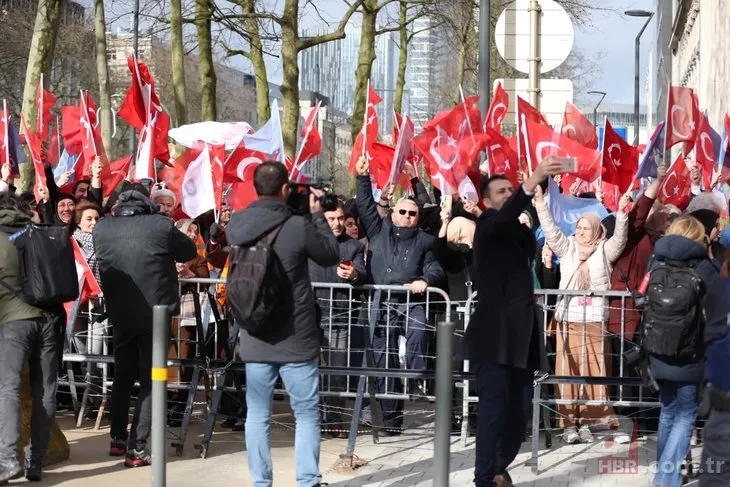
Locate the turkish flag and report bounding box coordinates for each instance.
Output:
[348,85,383,174]
[369,141,397,189]
[61,92,108,177]
[224,143,266,183]
[100,155,132,199]
[600,180,620,213]
[226,180,258,211]
[517,97,550,172]
[485,129,519,186]
[35,83,56,142]
[524,118,602,183]
[601,118,639,193]
[21,115,47,203]
[118,56,163,131]
[562,102,598,149]
[70,237,102,303]
[693,111,720,190]
[413,100,483,193]
[658,155,692,210]
[485,82,509,130]
[292,101,322,180]
[665,85,699,150]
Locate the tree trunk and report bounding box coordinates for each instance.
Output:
[19,0,60,191]
[170,0,188,125]
[279,0,300,158]
[351,0,378,141]
[94,0,112,156]
[195,0,217,121]
[242,0,270,125]
[394,0,408,114]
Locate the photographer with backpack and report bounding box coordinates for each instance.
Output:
[641,215,727,487]
[226,161,339,487]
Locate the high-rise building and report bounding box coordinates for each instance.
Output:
[405,17,441,132]
[299,25,399,135]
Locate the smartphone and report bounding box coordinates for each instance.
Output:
[554,156,578,174]
[340,259,352,267]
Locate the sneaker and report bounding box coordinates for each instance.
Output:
[562,426,579,444]
[493,472,515,487]
[24,459,42,482]
[109,438,127,457]
[0,458,22,485]
[231,419,244,432]
[124,449,151,468]
[221,417,237,428]
[578,425,594,443]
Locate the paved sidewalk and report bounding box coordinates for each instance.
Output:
[20,412,700,486]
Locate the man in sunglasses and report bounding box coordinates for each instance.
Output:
[354,156,444,435]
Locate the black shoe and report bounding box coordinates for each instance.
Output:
[221,417,237,428]
[109,437,127,457]
[25,460,42,482]
[0,458,22,485]
[231,419,245,432]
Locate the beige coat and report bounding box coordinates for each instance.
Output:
[535,202,629,323]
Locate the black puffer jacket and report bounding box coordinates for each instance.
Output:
[227,198,340,362]
[93,191,197,328]
[649,235,727,383]
[355,175,443,288]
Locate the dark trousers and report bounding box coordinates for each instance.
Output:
[110,327,152,451]
[474,362,531,487]
[321,326,349,425]
[700,409,730,486]
[0,315,59,464]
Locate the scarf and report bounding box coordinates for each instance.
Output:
[74,228,101,284]
[574,213,605,290]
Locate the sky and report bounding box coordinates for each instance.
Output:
[259,0,658,106]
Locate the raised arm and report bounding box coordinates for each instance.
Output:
[533,185,571,259]
[604,196,630,263]
[354,156,384,239]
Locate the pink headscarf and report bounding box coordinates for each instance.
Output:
[575,213,605,290]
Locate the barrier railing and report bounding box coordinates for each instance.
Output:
[61,278,662,477]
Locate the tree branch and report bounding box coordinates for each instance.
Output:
[298,0,364,51]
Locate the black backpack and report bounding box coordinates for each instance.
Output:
[640,259,705,359]
[0,224,79,307]
[226,219,293,335]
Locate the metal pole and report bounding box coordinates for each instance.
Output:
[130,0,140,155]
[478,0,491,120]
[633,15,653,146]
[151,305,169,487]
[528,0,541,109]
[433,320,455,487]
[593,107,597,128]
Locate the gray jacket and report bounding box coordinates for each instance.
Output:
[226,199,339,363]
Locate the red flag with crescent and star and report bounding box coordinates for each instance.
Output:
[485,82,509,130]
[562,102,598,150]
[601,118,639,193]
[658,155,692,210]
[665,85,699,151]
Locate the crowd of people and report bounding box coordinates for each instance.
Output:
[1,144,730,487]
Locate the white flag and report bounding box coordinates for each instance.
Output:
[181,146,216,218]
[242,99,283,159]
[168,121,254,150]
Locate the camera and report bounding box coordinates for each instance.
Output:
[287,180,338,215]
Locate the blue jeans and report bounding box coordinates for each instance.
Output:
[245,360,321,487]
[654,382,698,487]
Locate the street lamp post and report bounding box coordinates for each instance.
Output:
[625,9,654,146]
[587,90,607,127]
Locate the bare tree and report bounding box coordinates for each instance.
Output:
[95,0,113,155]
[195,0,217,120]
[170,0,189,125]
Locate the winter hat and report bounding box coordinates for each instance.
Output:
[150,185,176,206]
[689,209,720,236]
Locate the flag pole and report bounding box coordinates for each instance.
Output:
[459,85,476,144]
[38,73,43,137]
[663,79,670,159]
[362,80,370,158]
[598,116,607,187]
[291,100,321,181]
[272,100,285,165]
[520,112,533,177]
[2,99,9,167]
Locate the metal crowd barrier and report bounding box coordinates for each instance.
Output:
[61,278,660,477]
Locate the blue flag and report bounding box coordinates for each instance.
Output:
[546,177,609,236]
[717,118,729,172]
[6,118,25,175]
[635,121,665,179]
[53,150,79,185]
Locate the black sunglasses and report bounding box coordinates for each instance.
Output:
[398,209,418,217]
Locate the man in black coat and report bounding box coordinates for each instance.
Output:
[309,201,367,436]
[354,156,444,432]
[226,161,339,487]
[93,189,197,467]
[466,158,562,487]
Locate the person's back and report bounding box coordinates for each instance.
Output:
[225,161,338,487]
[92,189,196,467]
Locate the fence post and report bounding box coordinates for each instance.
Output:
[152,305,169,487]
[434,320,454,487]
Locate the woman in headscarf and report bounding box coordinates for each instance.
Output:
[534,183,630,444]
